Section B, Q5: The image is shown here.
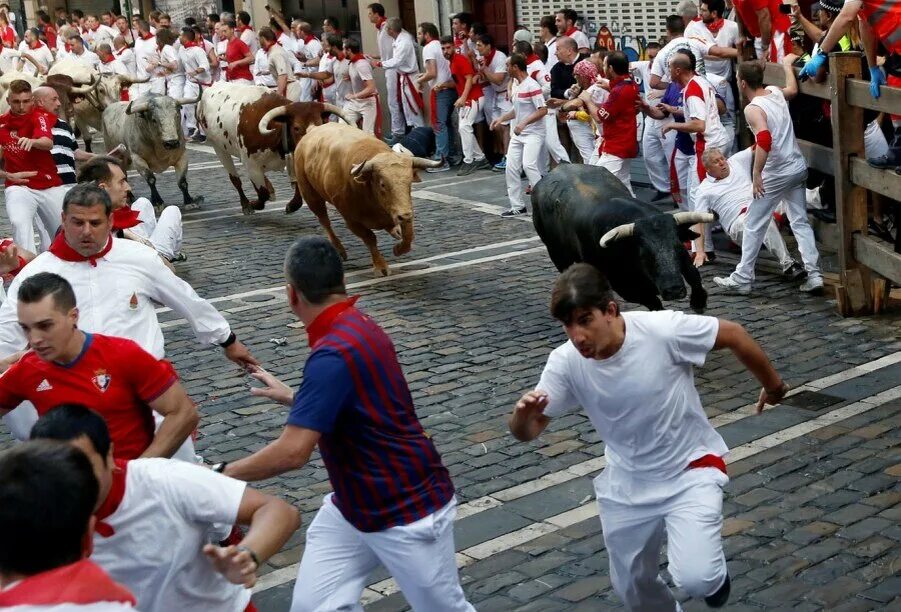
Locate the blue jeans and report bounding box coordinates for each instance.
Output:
[433,88,457,160]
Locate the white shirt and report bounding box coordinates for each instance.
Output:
[113,47,136,76]
[526,57,551,98]
[512,75,546,136]
[318,52,337,99]
[98,57,130,78]
[421,39,451,85]
[537,310,728,482]
[0,239,231,360]
[253,47,276,86]
[92,459,250,612]
[179,45,211,85]
[684,19,739,79]
[0,46,20,73]
[348,56,374,94]
[545,36,559,73]
[683,74,729,150]
[17,41,53,74]
[747,86,806,183]
[333,56,351,102]
[693,158,753,234]
[302,37,322,62]
[482,48,509,93]
[564,28,591,52]
[382,30,418,74]
[133,35,157,79]
[239,26,259,55]
[650,36,713,82]
[71,49,101,70]
[376,21,393,64]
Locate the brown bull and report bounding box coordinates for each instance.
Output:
[293,123,441,276]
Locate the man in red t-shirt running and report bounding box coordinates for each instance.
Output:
[442,36,489,175]
[0,272,199,460]
[220,18,254,83]
[0,79,68,253]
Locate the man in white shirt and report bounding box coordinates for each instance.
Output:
[0,185,258,442]
[31,404,301,612]
[178,28,210,137]
[236,11,259,55]
[692,147,802,277]
[132,20,157,97]
[17,29,53,75]
[375,18,424,133]
[555,9,591,55]
[417,22,455,171]
[84,14,118,51]
[649,15,737,90]
[714,58,823,295]
[510,263,788,611]
[476,33,511,171]
[259,27,300,100]
[0,441,137,611]
[112,35,137,82]
[293,22,323,101]
[343,37,378,134]
[492,53,546,217]
[687,0,740,80]
[66,31,101,70]
[367,3,403,140]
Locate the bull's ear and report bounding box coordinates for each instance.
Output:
[677,226,699,241]
[412,170,422,183]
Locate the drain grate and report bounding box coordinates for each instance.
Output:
[780,390,845,412]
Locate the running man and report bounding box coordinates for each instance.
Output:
[509,263,788,611]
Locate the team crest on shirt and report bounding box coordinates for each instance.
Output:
[92,370,111,392]
[129,292,139,310]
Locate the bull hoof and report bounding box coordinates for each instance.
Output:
[183,196,204,211]
[373,266,390,277]
[285,199,303,214]
[250,199,266,211]
[393,243,411,256]
[690,289,708,314]
[241,204,256,216]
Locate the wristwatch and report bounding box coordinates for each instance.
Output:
[211,461,228,473]
[236,545,260,567]
[219,332,237,349]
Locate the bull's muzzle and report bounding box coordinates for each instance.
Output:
[162,139,180,150]
[660,285,687,301]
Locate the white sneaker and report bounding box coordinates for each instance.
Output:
[713,276,752,295]
[799,276,824,294]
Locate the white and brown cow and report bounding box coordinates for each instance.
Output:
[294,123,441,276]
[197,81,352,215]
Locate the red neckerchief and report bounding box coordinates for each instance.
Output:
[526,53,540,64]
[111,206,141,230]
[303,34,315,44]
[0,559,135,607]
[237,25,251,33]
[140,31,153,41]
[28,40,43,50]
[350,53,366,63]
[49,233,113,268]
[707,18,726,35]
[336,51,345,61]
[64,42,72,52]
[375,16,386,31]
[182,40,200,48]
[94,459,128,538]
[564,27,578,37]
[306,296,359,347]
[100,54,114,64]
[481,47,496,68]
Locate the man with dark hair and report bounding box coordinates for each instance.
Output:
[0,184,257,445]
[555,8,590,54]
[366,3,401,138]
[0,78,65,253]
[0,271,198,460]
[236,10,258,54]
[549,37,592,161]
[17,28,53,74]
[30,405,300,612]
[492,53,547,216]
[259,26,298,99]
[131,19,156,97]
[715,59,823,295]
[475,33,511,170]
[686,0,740,80]
[0,441,137,610]
[323,16,341,36]
[223,236,473,612]
[451,11,475,58]
[297,34,343,105]
[441,34,489,175]
[538,15,560,71]
[372,17,424,135]
[581,50,640,195]
[221,18,254,83]
[343,37,378,135]
[649,15,737,91]
[509,262,788,611]
[417,21,456,171]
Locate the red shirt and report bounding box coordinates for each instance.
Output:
[596,75,640,159]
[0,25,15,48]
[0,109,61,189]
[733,0,790,37]
[0,333,178,459]
[449,52,483,101]
[42,24,58,48]
[225,36,253,81]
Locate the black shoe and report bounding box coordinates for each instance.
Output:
[457,162,475,176]
[782,262,807,280]
[705,574,730,608]
[705,251,716,263]
[868,149,901,169]
[169,252,188,263]
[500,207,526,217]
[472,158,492,171]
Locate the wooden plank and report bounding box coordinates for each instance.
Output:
[763,63,830,99]
[854,235,901,285]
[847,78,901,116]
[830,52,869,310]
[850,157,901,201]
[798,140,835,175]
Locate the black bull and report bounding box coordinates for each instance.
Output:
[531,165,715,313]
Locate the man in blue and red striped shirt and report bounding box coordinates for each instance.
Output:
[224,236,472,612]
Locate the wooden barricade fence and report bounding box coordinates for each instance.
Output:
[759,52,901,316]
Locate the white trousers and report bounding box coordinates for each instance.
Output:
[672,149,694,212]
[286,80,303,102]
[343,97,378,135]
[596,153,635,197]
[506,133,544,211]
[458,98,486,164]
[545,111,570,163]
[597,467,729,611]
[385,68,405,136]
[298,76,316,102]
[5,185,67,253]
[130,81,151,98]
[642,117,675,192]
[291,494,473,612]
[567,119,596,163]
[182,81,200,134]
[132,198,183,259]
[864,120,889,159]
[730,213,795,270]
[149,76,167,95]
[730,171,822,286]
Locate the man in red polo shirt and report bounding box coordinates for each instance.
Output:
[0,272,199,459]
[732,0,791,62]
[221,18,254,84]
[581,51,640,196]
[0,79,66,253]
[442,35,489,176]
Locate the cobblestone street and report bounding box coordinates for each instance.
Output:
[2,144,899,611]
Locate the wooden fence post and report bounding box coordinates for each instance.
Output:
[829,52,870,315]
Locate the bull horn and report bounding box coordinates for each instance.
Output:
[174,90,202,106]
[126,99,150,114]
[672,211,717,225]
[257,104,290,136]
[71,75,101,95]
[350,160,371,178]
[599,223,636,248]
[410,156,443,169]
[118,74,151,85]
[321,102,352,125]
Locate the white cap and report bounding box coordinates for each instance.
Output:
[391,143,413,156]
[513,29,532,44]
